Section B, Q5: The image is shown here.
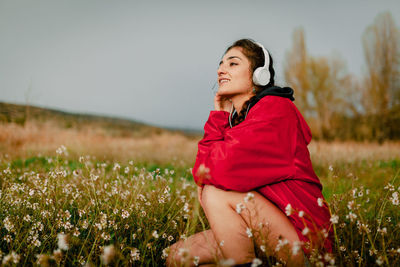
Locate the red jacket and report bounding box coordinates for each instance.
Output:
[192,95,333,253]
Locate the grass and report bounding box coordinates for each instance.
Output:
[0,121,400,266]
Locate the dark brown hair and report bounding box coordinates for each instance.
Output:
[224,38,275,126]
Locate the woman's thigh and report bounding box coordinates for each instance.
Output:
[201,185,302,262]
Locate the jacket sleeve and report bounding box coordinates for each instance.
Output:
[192,105,297,192]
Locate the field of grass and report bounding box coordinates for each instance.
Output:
[1,119,400,266]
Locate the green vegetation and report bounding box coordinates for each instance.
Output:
[0,146,399,266]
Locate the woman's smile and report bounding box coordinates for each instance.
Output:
[219,79,230,85]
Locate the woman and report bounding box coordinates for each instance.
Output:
[166,39,333,267]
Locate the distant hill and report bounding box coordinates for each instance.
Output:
[0,102,202,138]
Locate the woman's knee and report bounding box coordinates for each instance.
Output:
[201,185,232,209]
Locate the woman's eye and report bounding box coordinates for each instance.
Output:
[230,62,237,66]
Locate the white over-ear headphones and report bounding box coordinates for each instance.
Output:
[252,41,271,86]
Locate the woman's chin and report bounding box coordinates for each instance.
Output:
[217,88,234,96]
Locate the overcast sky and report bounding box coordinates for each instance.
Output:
[1,0,399,130]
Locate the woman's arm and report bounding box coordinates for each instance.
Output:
[192,99,298,192]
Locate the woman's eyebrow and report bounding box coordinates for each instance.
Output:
[219,56,242,65]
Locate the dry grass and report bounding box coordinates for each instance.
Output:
[2,121,399,167]
[0,121,199,166]
[309,140,400,164]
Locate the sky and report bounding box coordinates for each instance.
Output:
[1,0,399,131]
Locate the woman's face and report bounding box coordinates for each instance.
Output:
[217,47,253,97]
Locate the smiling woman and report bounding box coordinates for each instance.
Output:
[167,38,333,267]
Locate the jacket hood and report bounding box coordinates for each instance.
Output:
[234,86,295,119]
[255,86,295,102]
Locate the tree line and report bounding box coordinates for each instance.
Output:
[284,11,400,142]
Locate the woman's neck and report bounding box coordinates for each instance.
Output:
[231,92,255,114]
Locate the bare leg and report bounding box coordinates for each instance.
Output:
[201,185,305,266]
[167,185,305,266]
[166,229,223,267]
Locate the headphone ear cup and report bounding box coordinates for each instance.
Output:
[253,67,270,86]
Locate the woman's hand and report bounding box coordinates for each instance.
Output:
[214,93,232,112]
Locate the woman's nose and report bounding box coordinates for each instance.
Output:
[217,64,226,76]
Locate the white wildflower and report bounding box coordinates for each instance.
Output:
[347,200,355,210]
[100,244,116,265]
[378,227,387,235]
[317,198,324,207]
[369,249,377,256]
[236,203,246,214]
[376,256,384,265]
[3,217,15,232]
[196,164,210,179]
[330,214,339,224]
[57,233,69,250]
[2,251,20,265]
[3,167,11,174]
[246,227,253,238]
[23,214,31,222]
[113,163,120,172]
[33,239,41,247]
[73,228,80,237]
[3,234,12,243]
[391,192,399,205]
[161,247,169,259]
[183,202,190,213]
[292,241,301,255]
[56,145,68,156]
[72,169,79,177]
[285,203,293,216]
[346,211,357,222]
[90,173,99,181]
[352,188,357,198]
[121,210,129,219]
[152,230,159,239]
[177,248,189,259]
[193,256,200,266]
[130,248,140,261]
[275,238,289,252]
[244,192,255,202]
[251,258,262,267]
[302,227,310,236]
[101,232,111,241]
